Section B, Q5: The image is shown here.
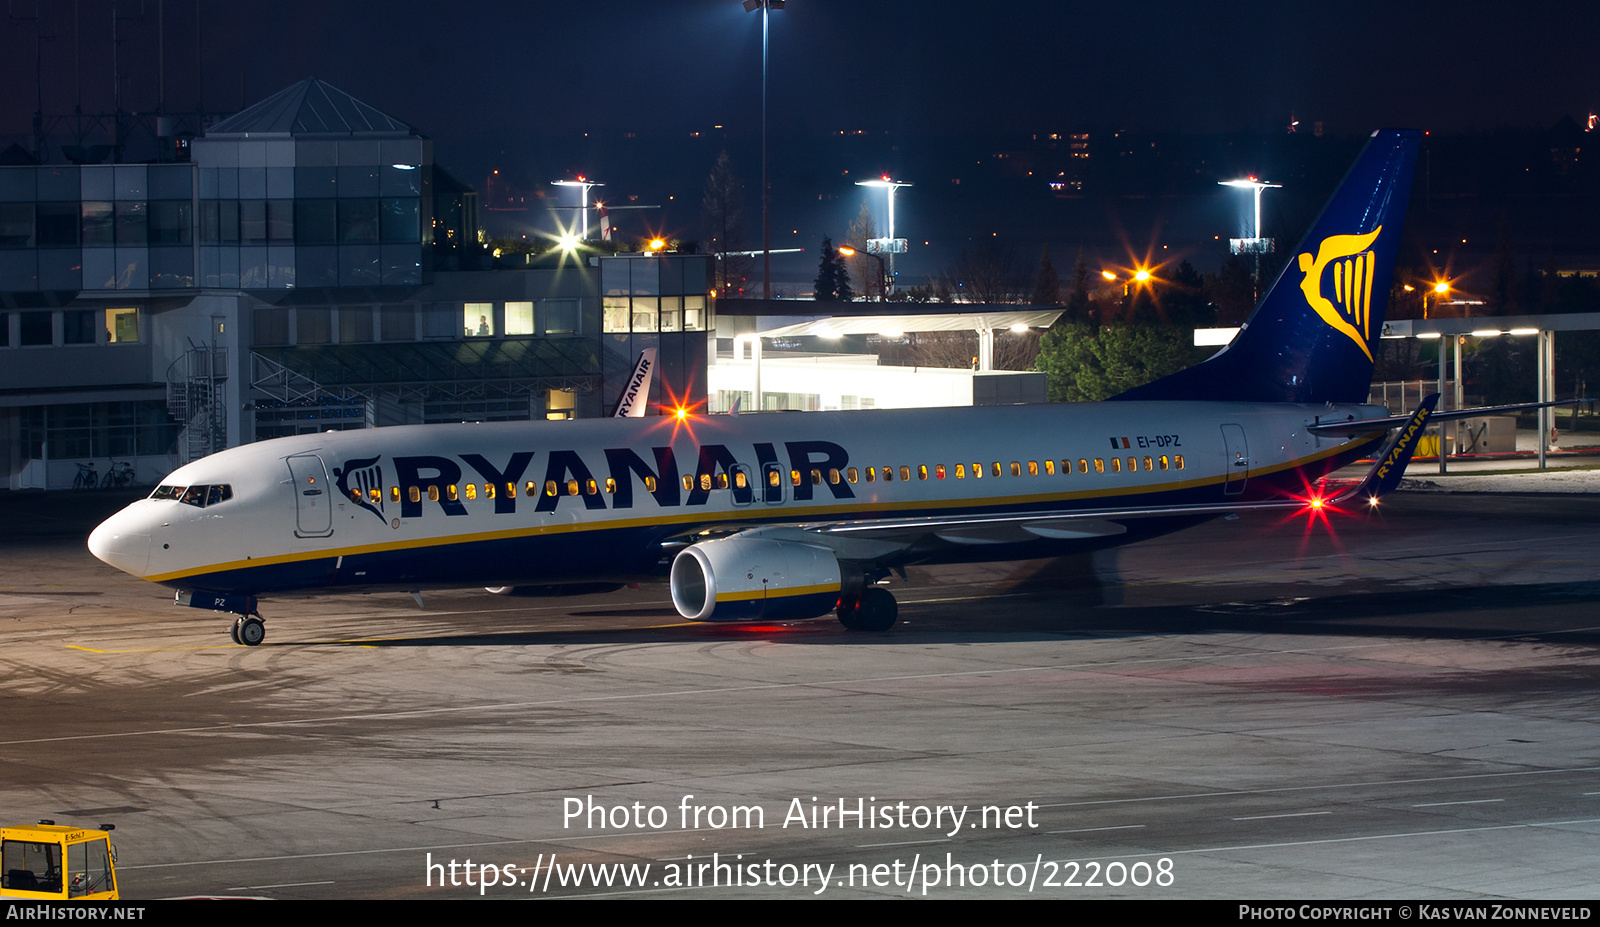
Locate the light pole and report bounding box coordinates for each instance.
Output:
[1220,177,1281,302]
[552,177,604,240]
[836,244,886,301]
[854,176,912,294]
[743,0,786,300]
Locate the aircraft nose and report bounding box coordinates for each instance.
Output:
[88,507,152,576]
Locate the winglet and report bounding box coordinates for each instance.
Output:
[611,348,657,417]
[1348,393,1440,502]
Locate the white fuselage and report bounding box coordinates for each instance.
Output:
[88,401,1384,596]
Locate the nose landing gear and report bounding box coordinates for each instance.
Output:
[177,590,266,646]
[230,615,267,646]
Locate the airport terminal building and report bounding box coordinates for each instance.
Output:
[0,79,712,490]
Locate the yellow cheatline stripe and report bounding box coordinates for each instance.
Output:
[715,583,841,603]
[145,437,1378,585]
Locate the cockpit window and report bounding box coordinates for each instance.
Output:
[150,483,233,508]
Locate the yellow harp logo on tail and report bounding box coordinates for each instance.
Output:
[1296,226,1382,361]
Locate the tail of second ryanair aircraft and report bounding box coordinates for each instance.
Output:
[1113,129,1422,405]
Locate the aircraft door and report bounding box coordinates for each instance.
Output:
[1221,424,1248,496]
[761,462,786,504]
[287,454,335,537]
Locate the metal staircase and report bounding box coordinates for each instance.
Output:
[166,345,228,463]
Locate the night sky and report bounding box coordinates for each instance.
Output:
[0,2,1595,287]
[3,2,1592,139]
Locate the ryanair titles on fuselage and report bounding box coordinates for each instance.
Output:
[330,440,854,524]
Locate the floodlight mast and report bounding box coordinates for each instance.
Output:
[743,0,786,300]
[1220,177,1281,302]
[854,176,912,293]
[552,178,604,240]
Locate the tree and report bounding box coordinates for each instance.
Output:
[702,150,751,294]
[1035,317,1208,402]
[951,240,1024,303]
[814,238,854,302]
[1031,245,1061,306]
[1205,254,1254,326]
[845,202,881,300]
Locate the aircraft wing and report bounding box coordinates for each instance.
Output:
[727,397,1445,550]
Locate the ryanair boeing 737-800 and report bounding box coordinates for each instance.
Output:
[90,130,1473,645]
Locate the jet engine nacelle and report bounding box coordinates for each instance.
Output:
[670,536,842,621]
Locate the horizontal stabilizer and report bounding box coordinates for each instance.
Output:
[1308,398,1593,436]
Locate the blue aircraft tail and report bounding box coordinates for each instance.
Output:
[1112,129,1422,404]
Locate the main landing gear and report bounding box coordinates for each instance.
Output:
[837,586,897,632]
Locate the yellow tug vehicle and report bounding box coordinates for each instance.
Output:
[0,821,119,900]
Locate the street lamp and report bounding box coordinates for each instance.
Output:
[836,244,886,301]
[743,0,786,300]
[551,177,604,240]
[1220,176,1281,302]
[854,176,912,294]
